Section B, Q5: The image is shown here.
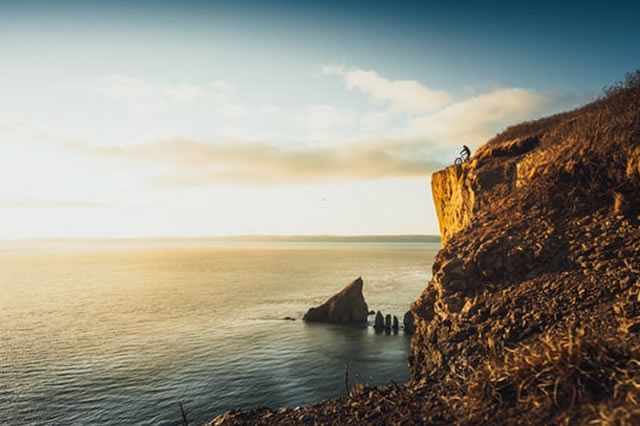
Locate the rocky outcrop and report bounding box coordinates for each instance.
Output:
[373,310,405,333]
[431,136,540,245]
[384,314,392,330]
[303,277,369,324]
[374,311,384,330]
[403,311,415,334]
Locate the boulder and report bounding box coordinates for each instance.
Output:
[392,315,399,332]
[303,277,369,324]
[385,314,392,330]
[403,311,415,334]
[374,311,385,330]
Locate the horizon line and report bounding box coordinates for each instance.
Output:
[0,234,441,242]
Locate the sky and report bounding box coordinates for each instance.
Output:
[1,0,639,238]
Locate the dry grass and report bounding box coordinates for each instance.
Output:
[488,69,640,150]
[457,329,640,425]
[474,70,640,221]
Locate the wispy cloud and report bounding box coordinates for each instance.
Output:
[294,104,356,131]
[79,74,234,103]
[322,65,452,113]
[62,137,445,186]
[321,65,581,148]
[258,104,281,115]
[405,88,568,146]
[209,80,235,94]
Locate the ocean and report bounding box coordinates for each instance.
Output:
[0,239,439,425]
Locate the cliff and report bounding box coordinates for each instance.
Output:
[410,73,640,423]
[209,73,640,425]
[431,135,535,244]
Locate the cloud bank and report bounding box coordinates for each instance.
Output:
[64,137,445,186]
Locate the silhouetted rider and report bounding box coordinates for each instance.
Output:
[460,145,471,161]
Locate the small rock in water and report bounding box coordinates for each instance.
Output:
[392,315,399,332]
[368,310,375,315]
[374,311,384,330]
[283,316,296,321]
[384,314,392,331]
[403,311,415,334]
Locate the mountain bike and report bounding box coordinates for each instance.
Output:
[455,152,469,165]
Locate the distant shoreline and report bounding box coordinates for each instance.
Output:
[0,234,441,244]
[0,235,441,251]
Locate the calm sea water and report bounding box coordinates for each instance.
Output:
[0,240,439,425]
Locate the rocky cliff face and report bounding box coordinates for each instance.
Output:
[209,74,640,425]
[431,135,535,244]
[408,78,640,423]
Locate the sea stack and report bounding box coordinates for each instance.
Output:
[303,277,369,324]
[384,314,392,331]
[374,311,384,330]
[403,311,415,334]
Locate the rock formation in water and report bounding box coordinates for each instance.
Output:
[392,315,399,332]
[208,72,640,425]
[302,277,369,324]
[403,311,415,334]
[384,314,392,331]
[374,311,384,330]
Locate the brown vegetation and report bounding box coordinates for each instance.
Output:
[458,329,640,425]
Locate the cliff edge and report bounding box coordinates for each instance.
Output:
[209,73,640,425]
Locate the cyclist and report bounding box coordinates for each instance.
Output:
[460,145,471,161]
